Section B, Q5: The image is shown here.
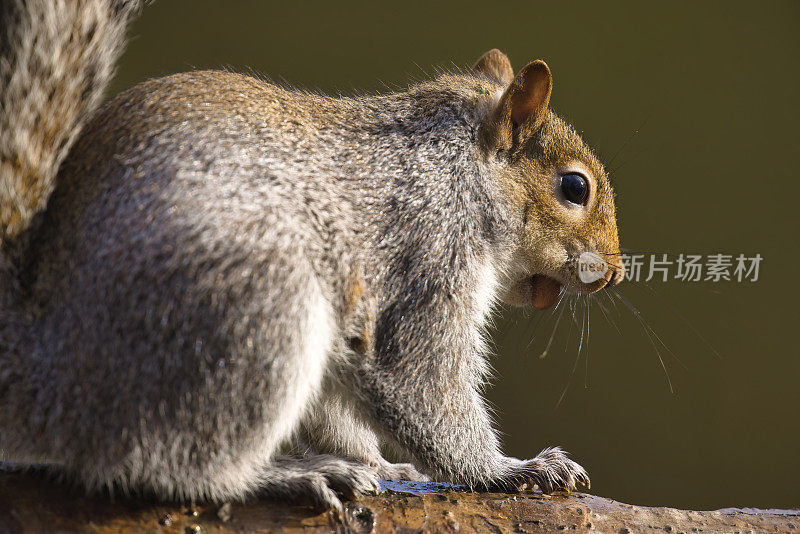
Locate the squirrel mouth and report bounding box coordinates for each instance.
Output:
[528,275,562,310]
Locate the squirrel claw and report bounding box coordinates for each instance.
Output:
[498,447,589,495]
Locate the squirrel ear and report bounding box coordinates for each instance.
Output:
[481,60,553,151]
[509,60,552,131]
[472,49,514,85]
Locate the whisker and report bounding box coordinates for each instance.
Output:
[556,294,586,408]
[519,304,545,343]
[595,294,622,335]
[523,287,570,350]
[610,286,689,372]
[607,115,650,168]
[526,288,567,351]
[584,295,591,389]
[627,279,722,360]
[539,293,568,359]
[523,307,553,349]
[609,149,649,175]
[610,288,676,393]
[577,296,586,354]
[564,296,577,351]
[609,288,682,366]
[603,289,622,318]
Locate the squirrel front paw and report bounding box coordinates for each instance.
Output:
[493,447,590,494]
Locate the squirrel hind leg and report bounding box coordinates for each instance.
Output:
[299,391,430,484]
[133,277,339,503]
[5,265,341,504]
[257,454,381,514]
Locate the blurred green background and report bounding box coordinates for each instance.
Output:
[112,1,799,510]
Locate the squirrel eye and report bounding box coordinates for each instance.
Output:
[560,172,589,205]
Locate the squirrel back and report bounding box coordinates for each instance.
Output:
[0,0,140,254]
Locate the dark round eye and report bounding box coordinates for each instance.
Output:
[560,172,589,205]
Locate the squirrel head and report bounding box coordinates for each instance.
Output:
[473,49,624,309]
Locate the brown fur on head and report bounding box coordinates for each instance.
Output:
[473,49,623,309]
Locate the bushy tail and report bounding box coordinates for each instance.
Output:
[0,0,140,248]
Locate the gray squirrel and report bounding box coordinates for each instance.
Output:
[0,0,623,511]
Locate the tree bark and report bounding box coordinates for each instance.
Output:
[0,469,796,533]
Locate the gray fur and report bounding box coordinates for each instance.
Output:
[0,3,601,511]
